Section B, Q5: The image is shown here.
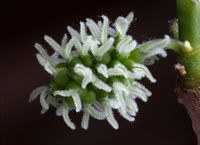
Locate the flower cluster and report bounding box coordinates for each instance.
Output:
[29,12,170,129]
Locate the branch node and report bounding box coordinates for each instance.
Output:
[175,63,187,76]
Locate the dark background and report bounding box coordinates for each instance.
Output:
[1,0,197,145]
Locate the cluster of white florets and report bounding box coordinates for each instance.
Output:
[29,12,170,129]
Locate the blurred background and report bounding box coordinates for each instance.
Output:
[1,0,197,144]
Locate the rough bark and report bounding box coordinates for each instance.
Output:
[177,84,200,145]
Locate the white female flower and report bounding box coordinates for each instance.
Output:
[30,12,170,130]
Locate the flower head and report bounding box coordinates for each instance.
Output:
[30,12,169,129]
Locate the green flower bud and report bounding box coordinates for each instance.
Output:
[69,58,82,67]
[117,53,130,61]
[72,73,83,85]
[82,55,93,67]
[49,80,65,96]
[109,60,120,67]
[129,49,144,63]
[121,58,135,70]
[101,52,111,65]
[96,90,108,100]
[110,49,130,61]
[55,69,69,87]
[81,89,96,104]
[56,62,67,68]
[64,97,75,108]
[107,76,119,85]
[118,76,129,85]
[66,80,80,90]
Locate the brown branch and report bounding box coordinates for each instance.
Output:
[177,84,200,145]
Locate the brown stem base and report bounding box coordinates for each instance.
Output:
[177,84,200,145]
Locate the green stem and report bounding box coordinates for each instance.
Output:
[177,0,200,49]
[165,39,181,53]
[176,2,200,144]
[177,0,200,89]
